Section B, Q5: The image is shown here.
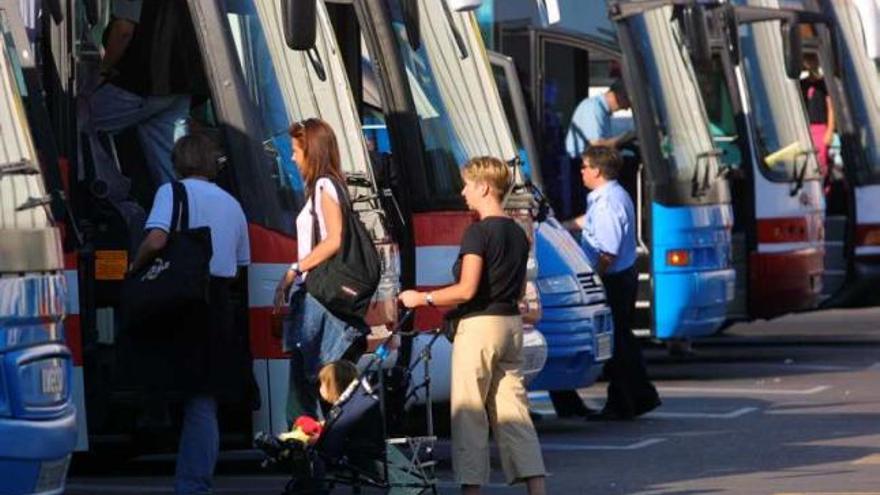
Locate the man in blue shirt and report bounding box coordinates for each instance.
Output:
[563,146,660,421]
[564,79,632,159]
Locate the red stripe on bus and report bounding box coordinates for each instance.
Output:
[249,224,297,264]
[413,211,476,247]
[250,307,286,359]
[66,315,83,366]
[757,217,809,244]
[856,223,880,246]
[64,252,77,270]
[411,285,451,331]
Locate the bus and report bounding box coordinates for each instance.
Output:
[41,0,400,449]
[326,0,610,400]
[792,0,880,307]
[481,0,736,341]
[0,1,77,492]
[667,0,826,323]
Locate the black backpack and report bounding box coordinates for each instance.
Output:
[305,178,381,323]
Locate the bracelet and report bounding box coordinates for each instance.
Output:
[288,262,300,274]
[425,292,435,307]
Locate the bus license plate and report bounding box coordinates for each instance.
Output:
[596,333,612,361]
[41,366,64,395]
[34,456,70,492]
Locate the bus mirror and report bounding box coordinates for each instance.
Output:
[783,21,804,80]
[447,0,482,11]
[282,0,317,51]
[682,6,712,70]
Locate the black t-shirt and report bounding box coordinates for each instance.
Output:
[107,1,207,97]
[451,217,530,318]
[801,79,829,124]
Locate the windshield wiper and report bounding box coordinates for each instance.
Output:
[789,149,816,197]
[691,149,723,198]
[440,0,468,59]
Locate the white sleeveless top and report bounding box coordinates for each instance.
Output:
[295,178,340,272]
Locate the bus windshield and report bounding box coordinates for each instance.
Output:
[222,0,376,230]
[629,7,723,191]
[738,19,821,182]
[831,0,880,185]
[384,0,520,202]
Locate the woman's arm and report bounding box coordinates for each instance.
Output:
[399,254,483,308]
[129,229,168,273]
[824,96,836,145]
[273,189,343,311]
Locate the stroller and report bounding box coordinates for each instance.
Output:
[256,310,443,494]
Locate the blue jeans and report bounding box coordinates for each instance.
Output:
[175,396,219,494]
[84,83,189,200]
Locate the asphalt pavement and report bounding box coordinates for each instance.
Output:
[66,307,880,494]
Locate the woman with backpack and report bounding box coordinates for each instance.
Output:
[273,118,375,421]
[399,156,546,495]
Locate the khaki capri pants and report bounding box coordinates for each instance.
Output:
[451,314,546,485]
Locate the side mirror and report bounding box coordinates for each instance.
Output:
[682,6,712,70]
[282,0,317,51]
[447,0,483,12]
[783,20,804,80]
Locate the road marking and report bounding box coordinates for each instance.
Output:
[645,406,758,419]
[853,454,880,465]
[539,438,666,451]
[658,385,831,396]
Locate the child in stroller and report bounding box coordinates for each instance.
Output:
[256,356,437,494]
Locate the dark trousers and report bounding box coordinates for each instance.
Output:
[549,266,658,417]
[601,266,658,416]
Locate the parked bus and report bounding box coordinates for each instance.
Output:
[666,0,826,323]
[481,0,736,341]
[0,1,77,492]
[332,0,610,399]
[791,0,880,307]
[41,0,400,449]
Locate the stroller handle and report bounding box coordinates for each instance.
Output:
[372,308,415,361]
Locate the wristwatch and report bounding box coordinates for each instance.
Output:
[288,262,301,275]
[425,292,435,307]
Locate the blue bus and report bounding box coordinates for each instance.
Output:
[480,0,735,341]
[344,0,613,397]
[0,3,77,492]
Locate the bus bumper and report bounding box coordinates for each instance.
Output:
[749,249,823,318]
[529,304,613,391]
[654,268,736,340]
[826,255,880,307]
[0,408,76,495]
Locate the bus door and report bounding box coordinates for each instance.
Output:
[805,0,880,306]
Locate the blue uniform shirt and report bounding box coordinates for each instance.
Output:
[580,180,637,274]
[565,94,612,159]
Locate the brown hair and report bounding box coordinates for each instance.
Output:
[582,146,622,181]
[318,360,359,404]
[461,156,511,201]
[172,133,222,180]
[289,118,346,195]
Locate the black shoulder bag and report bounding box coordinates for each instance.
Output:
[123,182,213,328]
[305,178,381,323]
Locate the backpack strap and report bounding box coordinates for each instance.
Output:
[310,176,350,249]
[170,181,190,232]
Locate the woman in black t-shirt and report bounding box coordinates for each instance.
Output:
[400,157,546,495]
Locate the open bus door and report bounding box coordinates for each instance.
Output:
[49,0,397,454]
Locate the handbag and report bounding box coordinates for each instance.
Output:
[304,178,381,323]
[123,181,213,327]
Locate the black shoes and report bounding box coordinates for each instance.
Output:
[585,396,662,422]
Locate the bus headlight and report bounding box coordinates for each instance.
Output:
[536,275,580,294]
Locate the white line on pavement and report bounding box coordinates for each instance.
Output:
[539,438,667,451]
[657,385,831,396]
[644,406,758,419]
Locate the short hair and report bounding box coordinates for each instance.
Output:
[172,133,222,180]
[461,156,511,201]
[610,78,629,102]
[582,146,622,181]
[318,360,359,404]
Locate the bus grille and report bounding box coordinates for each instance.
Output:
[577,272,605,297]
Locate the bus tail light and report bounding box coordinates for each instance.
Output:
[666,249,692,267]
[856,225,880,246]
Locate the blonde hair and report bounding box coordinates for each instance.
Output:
[461,156,511,201]
[318,360,358,404]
